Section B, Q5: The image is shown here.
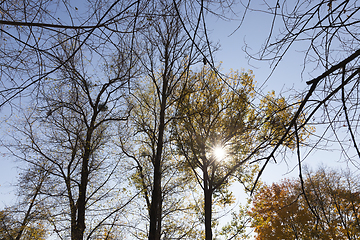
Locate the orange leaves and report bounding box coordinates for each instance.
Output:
[249,168,360,239]
[252,182,306,239]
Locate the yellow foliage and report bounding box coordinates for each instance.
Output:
[174,65,260,203]
[259,91,313,149]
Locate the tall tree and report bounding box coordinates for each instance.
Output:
[5,36,135,239]
[174,67,257,240]
[173,66,309,239]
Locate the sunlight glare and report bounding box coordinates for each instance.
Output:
[213,146,226,160]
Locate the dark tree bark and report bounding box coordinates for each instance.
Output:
[148,74,169,240]
[203,163,213,240]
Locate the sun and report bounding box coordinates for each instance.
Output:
[213,146,226,160]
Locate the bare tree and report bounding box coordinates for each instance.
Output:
[4,34,136,239]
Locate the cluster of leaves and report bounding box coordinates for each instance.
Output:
[174,67,258,184]
[250,167,360,239]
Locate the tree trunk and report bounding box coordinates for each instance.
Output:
[148,75,168,240]
[148,153,162,240]
[204,188,213,240]
[73,163,88,240]
[72,127,93,240]
[203,165,213,240]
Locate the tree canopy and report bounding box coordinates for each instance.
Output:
[250,167,360,240]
